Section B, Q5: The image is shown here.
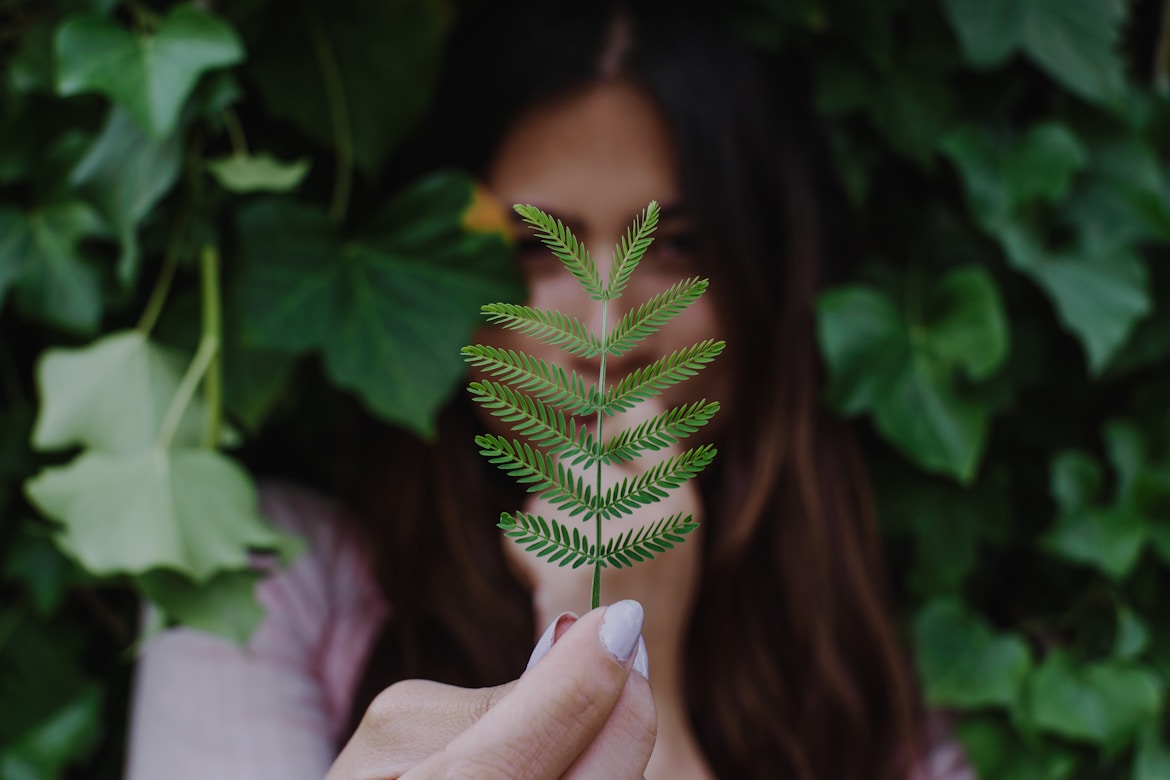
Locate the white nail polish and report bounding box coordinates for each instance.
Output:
[599,600,644,664]
[526,612,575,671]
[633,636,649,679]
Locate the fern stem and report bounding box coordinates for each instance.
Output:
[593,298,609,610]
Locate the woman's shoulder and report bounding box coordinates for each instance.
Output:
[252,478,386,614]
[912,711,976,780]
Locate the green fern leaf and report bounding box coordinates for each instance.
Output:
[462,345,598,414]
[601,399,721,464]
[597,445,718,520]
[498,512,596,568]
[603,340,726,414]
[598,513,700,569]
[475,434,594,516]
[607,201,660,300]
[514,204,606,300]
[466,201,722,610]
[607,277,709,357]
[480,303,603,358]
[469,380,596,465]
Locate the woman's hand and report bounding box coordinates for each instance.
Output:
[326,602,655,780]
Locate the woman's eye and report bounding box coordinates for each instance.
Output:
[514,239,557,272]
[648,232,700,270]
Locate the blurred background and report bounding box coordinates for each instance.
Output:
[2,0,1170,777]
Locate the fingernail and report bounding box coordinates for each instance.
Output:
[526,612,576,671]
[633,636,650,679]
[599,600,644,665]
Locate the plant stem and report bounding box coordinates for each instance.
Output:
[1155,0,1170,93]
[221,108,249,156]
[200,246,223,449]
[136,208,188,336]
[593,298,609,610]
[156,247,221,450]
[301,0,354,224]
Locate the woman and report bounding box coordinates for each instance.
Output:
[127,3,971,778]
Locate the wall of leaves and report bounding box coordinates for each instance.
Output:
[1,0,1168,777]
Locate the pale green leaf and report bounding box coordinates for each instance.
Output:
[136,568,263,644]
[913,597,1031,708]
[32,330,212,454]
[24,448,288,580]
[54,7,244,138]
[206,152,310,194]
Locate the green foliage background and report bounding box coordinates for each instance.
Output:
[2,0,1169,776]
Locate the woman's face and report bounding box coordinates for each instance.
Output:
[478,80,730,434]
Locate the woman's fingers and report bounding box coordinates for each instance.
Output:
[406,602,655,780]
[326,677,518,779]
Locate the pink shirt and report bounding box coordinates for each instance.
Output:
[125,483,973,779]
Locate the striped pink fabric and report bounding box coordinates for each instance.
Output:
[124,483,973,779]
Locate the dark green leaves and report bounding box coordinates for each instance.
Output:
[237,171,521,437]
[1026,651,1164,749]
[55,7,244,138]
[248,0,448,174]
[914,597,1032,709]
[0,202,107,332]
[941,0,1127,107]
[817,266,1009,482]
[943,122,1151,372]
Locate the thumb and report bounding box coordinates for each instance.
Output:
[406,601,655,780]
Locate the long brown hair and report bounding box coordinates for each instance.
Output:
[340,3,921,777]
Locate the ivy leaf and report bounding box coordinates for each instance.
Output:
[1026,651,1163,749]
[1115,606,1150,660]
[943,124,1150,372]
[942,123,1088,228]
[69,107,183,284]
[941,0,1127,107]
[32,330,214,454]
[1044,450,1147,579]
[0,612,98,753]
[1001,227,1150,374]
[913,597,1032,709]
[955,717,1077,780]
[206,152,310,193]
[0,684,102,779]
[817,266,1009,482]
[236,171,521,437]
[24,448,288,581]
[54,6,244,138]
[136,568,263,644]
[2,530,81,616]
[1136,722,1170,780]
[0,202,107,333]
[1043,507,1145,580]
[248,0,448,174]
